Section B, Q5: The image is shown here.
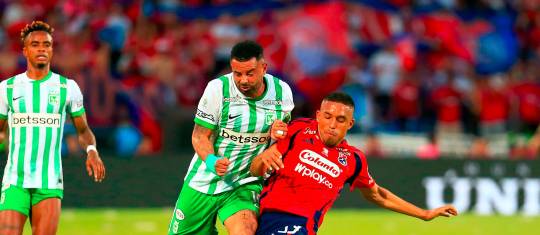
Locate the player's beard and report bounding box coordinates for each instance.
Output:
[36,62,47,69]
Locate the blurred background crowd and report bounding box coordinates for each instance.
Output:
[0,0,539,160]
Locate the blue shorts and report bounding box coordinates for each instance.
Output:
[256,212,309,235]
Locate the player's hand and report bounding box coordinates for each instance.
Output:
[215,158,231,176]
[261,149,284,172]
[86,151,106,182]
[270,120,288,141]
[423,205,458,221]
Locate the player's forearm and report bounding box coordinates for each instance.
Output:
[365,186,429,220]
[249,156,265,176]
[77,127,97,149]
[192,138,214,161]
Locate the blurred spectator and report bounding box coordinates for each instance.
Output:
[114,105,142,158]
[416,132,440,160]
[370,44,401,122]
[342,55,375,132]
[431,71,463,134]
[473,75,510,137]
[364,132,384,158]
[391,73,420,132]
[469,137,491,159]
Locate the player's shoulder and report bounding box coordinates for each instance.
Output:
[206,74,229,91]
[265,74,292,91]
[341,142,368,160]
[288,118,315,132]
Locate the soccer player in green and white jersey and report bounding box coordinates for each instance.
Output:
[168,41,294,235]
[0,21,106,235]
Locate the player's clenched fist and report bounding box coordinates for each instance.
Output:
[205,154,230,176]
[215,158,231,176]
[270,119,288,140]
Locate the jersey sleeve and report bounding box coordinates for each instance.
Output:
[66,79,85,118]
[350,150,376,190]
[0,81,8,119]
[276,118,312,154]
[280,81,294,123]
[194,79,223,130]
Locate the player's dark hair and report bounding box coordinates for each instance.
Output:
[20,21,54,44]
[323,92,355,110]
[230,40,263,62]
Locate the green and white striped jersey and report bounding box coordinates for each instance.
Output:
[187,73,294,194]
[0,71,85,189]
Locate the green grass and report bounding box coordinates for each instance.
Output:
[21,208,537,235]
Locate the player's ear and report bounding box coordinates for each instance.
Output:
[347,118,355,131]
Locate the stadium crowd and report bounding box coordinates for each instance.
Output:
[0,0,539,159]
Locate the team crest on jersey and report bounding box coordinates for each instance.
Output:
[264,111,277,125]
[48,91,60,105]
[338,154,348,166]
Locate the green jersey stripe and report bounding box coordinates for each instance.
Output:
[41,86,55,188]
[0,114,6,119]
[208,109,243,194]
[30,83,40,183]
[16,86,27,186]
[54,76,68,186]
[273,77,284,120]
[224,100,258,184]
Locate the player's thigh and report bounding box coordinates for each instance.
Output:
[0,185,30,235]
[256,212,308,235]
[219,183,261,233]
[30,189,63,235]
[168,184,219,235]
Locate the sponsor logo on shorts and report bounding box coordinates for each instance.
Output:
[11,113,61,128]
[277,225,303,234]
[175,209,185,220]
[299,150,341,177]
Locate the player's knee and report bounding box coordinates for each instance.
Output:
[0,224,23,235]
[228,219,257,235]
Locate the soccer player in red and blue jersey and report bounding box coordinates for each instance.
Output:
[250,92,458,235]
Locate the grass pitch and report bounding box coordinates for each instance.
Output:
[22,208,535,235]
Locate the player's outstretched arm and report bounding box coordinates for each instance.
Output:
[192,124,230,176]
[72,114,105,182]
[250,145,283,176]
[359,183,458,221]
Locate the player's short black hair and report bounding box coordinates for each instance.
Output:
[230,40,263,62]
[323,92,355,110]
[20,21,54,44]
